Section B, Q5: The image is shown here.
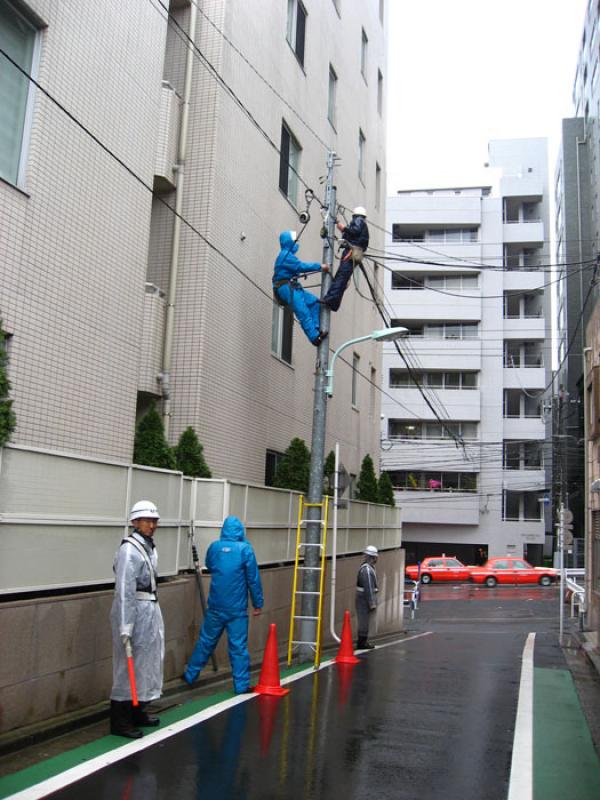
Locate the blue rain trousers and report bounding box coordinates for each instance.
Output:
[186,608,251,692]
[275,282,321,343]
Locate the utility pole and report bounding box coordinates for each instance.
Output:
[298,150,336,662]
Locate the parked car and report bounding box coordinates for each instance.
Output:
[470,557,558,588]
[405,556,474,584]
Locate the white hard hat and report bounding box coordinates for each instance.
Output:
[129,500,160,522]
[352,206,367,218]
[364,545,378,557]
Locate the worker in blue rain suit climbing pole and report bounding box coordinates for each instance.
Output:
[110,500,164,739]
[355,544,378,650]
[273,230,329,346]
[322,206,370,312]
[183,515,264,693]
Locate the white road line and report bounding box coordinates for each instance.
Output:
[507,631,535,800]
[7,634,429,800]
[360,631,433,651]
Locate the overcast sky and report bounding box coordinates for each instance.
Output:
[386,0,589,193]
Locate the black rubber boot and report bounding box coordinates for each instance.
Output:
[356,638,367,649]
[110,700,143,739]
[132,701,160,727]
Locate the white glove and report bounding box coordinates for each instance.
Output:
[121,634,131,648]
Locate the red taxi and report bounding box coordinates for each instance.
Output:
[405,555,474,584]
[470,557,557,588]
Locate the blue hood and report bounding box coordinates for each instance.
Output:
[279,230,299,254]
[220,515,246,542]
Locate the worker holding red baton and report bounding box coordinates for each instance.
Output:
[110,500,165,739]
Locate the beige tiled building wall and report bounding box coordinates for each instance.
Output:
[2,0,388,484]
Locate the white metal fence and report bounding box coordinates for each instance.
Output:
[0,445,402,594]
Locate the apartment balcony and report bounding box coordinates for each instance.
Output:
[387,242,483,263]
[502,221,544,246]
[138,283,166,395]
[381,438,481,473]
[503,317,545,339]
[503,416,546,439]
[395,490,480,525]
[503,367,546,390]
[503,271,547,292]
[502,470,546,492]
[384,338,482,371]
[499,176,543,199]
[383,388,481,421]
[154,81,180,193]
[387,291,481,321]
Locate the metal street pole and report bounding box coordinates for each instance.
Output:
[298,150,336,662]
[558,503,565,646]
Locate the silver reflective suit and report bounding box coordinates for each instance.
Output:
[110,530,165,702]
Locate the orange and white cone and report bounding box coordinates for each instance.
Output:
[254,623,290,696]
[334,610,360,664]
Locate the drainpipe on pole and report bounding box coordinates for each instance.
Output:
[329,441,341,643]
[161,2,198,436]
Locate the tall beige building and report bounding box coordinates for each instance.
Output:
[1,0,388,484]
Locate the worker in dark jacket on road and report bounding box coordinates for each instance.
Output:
[322,207,370,312]
[273,230,329,346]
[355,544,378,649]
[183,516,263,693]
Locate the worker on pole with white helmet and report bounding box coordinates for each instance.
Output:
[109,500,165,738]
[355,544,378,650]
[321,206,370,312]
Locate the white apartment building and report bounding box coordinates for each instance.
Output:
[381,139,552,565]
[1,0,387,485]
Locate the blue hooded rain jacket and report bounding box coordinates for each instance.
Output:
[273,230,323,343]
[184,516,263,693]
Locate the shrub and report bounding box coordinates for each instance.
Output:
[356,454,378,503]
[133,407,176,470]
[175,426,212,478]
[273,437,311,493]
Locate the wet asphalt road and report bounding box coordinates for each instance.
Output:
[44,585,561,800]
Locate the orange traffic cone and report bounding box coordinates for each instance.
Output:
[254,623,290,696]
[334,610,360,664]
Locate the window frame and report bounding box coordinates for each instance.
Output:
[279,120,302,206]
[327,63,337,128]
[271,300,294,364]
[286,0,307,68]
[360,27,368,81]
[358,128,366,183]
[0,0,40,188]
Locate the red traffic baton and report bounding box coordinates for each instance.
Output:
[124,639,139,707]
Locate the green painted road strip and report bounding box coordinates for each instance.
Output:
[534,666,600,799]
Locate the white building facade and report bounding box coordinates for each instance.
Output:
[0,0,387,485]
[381,139,552,565]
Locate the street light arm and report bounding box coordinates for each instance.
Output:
[325,334,373,397]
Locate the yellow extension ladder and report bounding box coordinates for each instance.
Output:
[287,495,329,668]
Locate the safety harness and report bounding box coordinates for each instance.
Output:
[120,535,158,601]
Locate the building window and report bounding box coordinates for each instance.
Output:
[0,0,38,186]
[503,491,542,521]
[392,225,478,243]
[358,129,366,183]
[503,441,543,470]
[271,300,293,364]
[385,470,478,492]
[377,69,383,115]
[379,0,384,23]
[360,28,368,81]
[395,321,477,340]
[389,370,478,391]
[352,353,360,406]
[387,419,478,440]
[265,449,285,486]
[328,64,337,127]
[369,366,376,420]
[391,273,478,290]
[375,162,381,209]
[286,0,307,67]
[279,121,301,206]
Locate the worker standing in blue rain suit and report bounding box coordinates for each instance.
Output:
[183,516,264,694]
[273,230,329,346]
[322,206,370,311]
